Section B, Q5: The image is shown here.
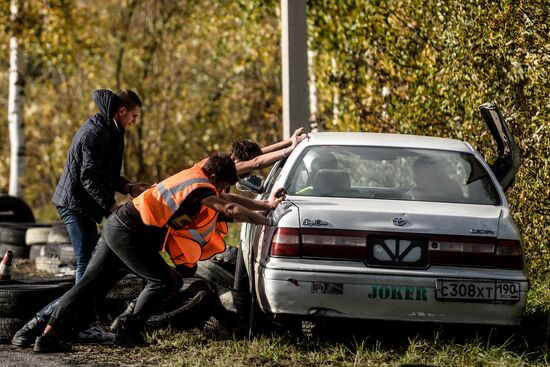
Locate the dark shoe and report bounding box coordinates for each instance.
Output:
[76,322,114,343]
[11,316,46,348]
[33,333,72,353]
[110,299,137,332]
[112,329,146,348]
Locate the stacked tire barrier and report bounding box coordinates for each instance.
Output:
[0,278,74,343]
[35,223,75,275]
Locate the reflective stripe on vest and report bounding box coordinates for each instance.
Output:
[132,159,226,266]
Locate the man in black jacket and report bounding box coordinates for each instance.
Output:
[11,89,147,348]
[52,89,147,281]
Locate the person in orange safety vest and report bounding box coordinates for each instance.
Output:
[32,153,290,353]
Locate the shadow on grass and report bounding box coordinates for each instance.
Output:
[208,308,549,362]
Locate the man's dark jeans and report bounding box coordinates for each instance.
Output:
[56,206,98,283]
[33,207,99,322]
[48,213,183,335]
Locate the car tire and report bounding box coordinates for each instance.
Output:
[0,282,73,318]
[0,223,32,245]
[145,278,213,330]
[0,317,25,344]
[233,246,249,292]
[196,260,235,288]
[99,274,145,318]
[209,246,238,274]
[0,195,35,223]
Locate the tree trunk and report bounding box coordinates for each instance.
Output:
[8,0,25,198]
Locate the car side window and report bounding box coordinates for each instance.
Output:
[261,160,284,199]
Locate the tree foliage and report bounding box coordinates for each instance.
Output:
[307,0,549,278]
[0,0,547,278]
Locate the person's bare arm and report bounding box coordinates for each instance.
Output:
[260,127,306,154]
[235,150,288,175]
[235,128,308,175]
[220,192,282,211]
[201,196,271,225]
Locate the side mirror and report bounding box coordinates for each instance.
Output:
[235,174,264,194]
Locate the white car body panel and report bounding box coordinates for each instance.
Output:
[239,132,527,326]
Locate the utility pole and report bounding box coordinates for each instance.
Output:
[281,0,309,139]
[8,0,25,197]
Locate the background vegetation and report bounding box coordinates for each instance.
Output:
[0,0,547,282]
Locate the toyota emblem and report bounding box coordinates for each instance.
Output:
[392,217,407,226]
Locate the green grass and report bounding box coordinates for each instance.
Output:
[66,282,549,367]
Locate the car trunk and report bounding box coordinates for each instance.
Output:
[292,197,501,236]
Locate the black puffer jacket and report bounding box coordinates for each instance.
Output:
[52,89,129,223]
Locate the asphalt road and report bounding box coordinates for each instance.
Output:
[0,344,115,367]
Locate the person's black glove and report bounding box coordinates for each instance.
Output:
[267,201,293,226]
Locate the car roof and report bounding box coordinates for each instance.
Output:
[305,132,473,153]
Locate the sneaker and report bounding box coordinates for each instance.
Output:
[11,316,46,348]
[77,322,114,343]
[112,329,146,348]
[33,333,72,353]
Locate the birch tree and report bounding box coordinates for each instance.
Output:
[7,0,24,197]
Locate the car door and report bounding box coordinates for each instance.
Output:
[479,102,521,191]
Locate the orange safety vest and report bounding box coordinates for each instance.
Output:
[133,159,226,267]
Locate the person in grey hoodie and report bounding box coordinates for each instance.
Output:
[11,89,147,348]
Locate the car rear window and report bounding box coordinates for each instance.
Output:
[286,146,501,205]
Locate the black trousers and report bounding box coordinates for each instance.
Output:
[48,213,183,335]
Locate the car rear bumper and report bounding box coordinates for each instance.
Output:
[256,261,528,326]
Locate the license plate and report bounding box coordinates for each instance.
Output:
[435,279,520,302]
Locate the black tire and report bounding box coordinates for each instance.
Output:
[0,223,31,245]
[145,278,213,330]
[233,246,249,292]
[17,275,75,285]
[209,246,238,274]
[0,195,35,223]
[0,243,29,259]
[104,274,145,302]
[0,317,25,344]
[0,282,72,318]
[196,260,235,288]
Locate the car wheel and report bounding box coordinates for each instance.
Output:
[233,246,249,292]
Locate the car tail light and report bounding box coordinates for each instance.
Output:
[270,228,367,259]
[428,236,523,269]
[495,239,523,269]
[270,228,301,257]
[301,229,366,259]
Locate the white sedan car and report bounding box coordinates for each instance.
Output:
[237,103,527,328]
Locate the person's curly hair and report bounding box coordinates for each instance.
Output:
[203,152,238,185]
[231,139,263,162]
